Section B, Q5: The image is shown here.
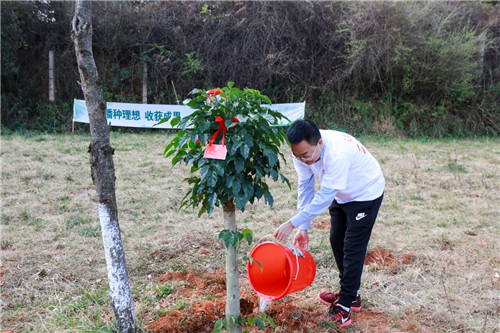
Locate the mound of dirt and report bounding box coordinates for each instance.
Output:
[312,220,331,229]
[365,247,415,268]
[146,298,226,333]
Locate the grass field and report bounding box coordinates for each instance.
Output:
[1,131,499,332]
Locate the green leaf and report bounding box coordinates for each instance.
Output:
[197,206,207,218]
[233,181,241,196]
[198,157,208,168]
[165,149,176,158]
[225,175,233,189]
[163,138,178,154]
[264,191,274,206]
[248,256,263,271]
[172,151,186,165]
[243,136,254,148]
[235,193,247,211]
[240,144,250,159]
[263,148,278,167]
[207,171,217,188]
[243,183,254,199]
[213,163,225,177]
[281,173,291,189]
[200,164,210,179]
[177,129,187,138]
[154,116,171,126]
[256,318,265,330]
[170,115,181,127]
[205,202,214,214]
[197,120,212,132]
[241,229,253,245]
[218,230,237,249]
[207,192,217,208]
[266,316,276,328]
[235,114,248,124]
[235,159,244,173]
[230,139,244,154]
[261,95,272,105]
[188,88,202,95]
[214,318,225,333]
[178,135,189,149]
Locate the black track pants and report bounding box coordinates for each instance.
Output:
[329,193,384,308]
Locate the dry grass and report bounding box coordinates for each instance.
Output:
[1,132,499,332]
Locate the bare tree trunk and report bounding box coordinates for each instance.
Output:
[478,37,485,88]
[71,2,136,332]
[223,200,241,333]
[49,50,55,102]
[142,62,148,104]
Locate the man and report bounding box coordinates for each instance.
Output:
[273,120,385,327]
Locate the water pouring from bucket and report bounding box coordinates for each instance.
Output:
[246,237,317,303]
[259,297,271,313]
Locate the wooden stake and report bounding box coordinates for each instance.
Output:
[49,50,55,102]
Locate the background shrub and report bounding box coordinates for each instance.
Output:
[1,1,499,136]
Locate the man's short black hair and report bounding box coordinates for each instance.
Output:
[286,120,321,145]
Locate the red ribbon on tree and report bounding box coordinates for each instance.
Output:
[197,117,237,147]
[209,116,227,146]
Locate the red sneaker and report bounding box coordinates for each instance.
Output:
[318,291,362,311]
[325,303,351,327]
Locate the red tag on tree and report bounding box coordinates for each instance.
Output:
[204,144,227,160]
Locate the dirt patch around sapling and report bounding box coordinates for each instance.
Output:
[144,258,423,332]
[145,267,325,333]
[365,247,415,269]
[313,220,331,230]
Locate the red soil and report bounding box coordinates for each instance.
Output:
[313,220,331,229]
[365,247,416,268]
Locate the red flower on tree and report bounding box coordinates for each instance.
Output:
[207,88,222,95]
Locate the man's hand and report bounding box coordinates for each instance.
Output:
[293,229,309,249]
[273,221,294,242]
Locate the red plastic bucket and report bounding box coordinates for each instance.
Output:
[247,241,316,301]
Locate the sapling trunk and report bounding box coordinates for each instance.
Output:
[223,199,241,333]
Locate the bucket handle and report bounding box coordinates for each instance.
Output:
[250,234,303,281]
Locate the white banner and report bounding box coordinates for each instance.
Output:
[73,99,305,128]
